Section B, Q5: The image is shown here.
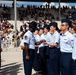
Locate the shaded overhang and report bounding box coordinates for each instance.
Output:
[4,0,76,3]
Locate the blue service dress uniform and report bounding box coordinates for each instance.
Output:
[47,31,60,75]
[72,33,76,75]
[20,30,36,75]
[43,32,52,75]
[33,34,41,71]
[44,32,51,59]
[60,31,74,75]
[39,33,47,75]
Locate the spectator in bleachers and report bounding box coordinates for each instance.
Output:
[0,14,3,23]
[0,4,2,8]
[0,18,14,34]
[1,6,11,20]
[0,31,2,68]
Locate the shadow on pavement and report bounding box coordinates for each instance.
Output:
[0,62,22,75]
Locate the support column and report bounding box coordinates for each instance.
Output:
[14,0,17,47]
[59,0,61,20]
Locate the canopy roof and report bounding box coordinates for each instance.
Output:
[16,0,76,2]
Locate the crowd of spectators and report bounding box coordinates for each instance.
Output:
[0,18,14,48]
[0,18,13,33]
[18,5,58,21]
[60,9,76,20]
[18,5,76,21]
[0,3,76,21]
[0,4,11,21]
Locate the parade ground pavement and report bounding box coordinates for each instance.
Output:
[0,47,41,75]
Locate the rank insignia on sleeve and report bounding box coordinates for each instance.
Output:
[25,36,27,39]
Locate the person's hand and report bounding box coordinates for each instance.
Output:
[47,43,50,46]
[40,40,43,43]
[41,40,46,43]
[42,40,46,44]
[0,47,2,52]
[26,55,30,60]
[21,46,25,50]
[43,42,47,44]
[43,40,46,42]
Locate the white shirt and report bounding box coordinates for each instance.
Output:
[20,39,25,46]
[20,30,36,49]
[39,34,45,48]
[44,32,51,46]
[34,34,40,42]
[60,31,74,53]
[72,33,76,60]
[49,31,60,48]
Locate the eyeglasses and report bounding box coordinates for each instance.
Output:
[72,23,76,25]
[61,24,67,26]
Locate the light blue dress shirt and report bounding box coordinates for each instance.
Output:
[34,34,40,42]
[60,31,74,53]
[44,32,51,46]
[39,34,45,48]
[72,33,76,60]
[49,31,60,48]
[20,30,36,50]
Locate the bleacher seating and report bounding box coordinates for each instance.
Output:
[0,7,76,21]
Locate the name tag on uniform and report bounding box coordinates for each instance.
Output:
[64,38,68,42]
[64,39,67,40]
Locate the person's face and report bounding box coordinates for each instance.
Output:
[34,30,39,35]
[70,28,75,34]
[60,23,69,31]
[30,27,35,32]
[44,28,48,33]
[0,21,1,24]
[72,20,76,31]
[39,30,43,35]
[50,26,55,31]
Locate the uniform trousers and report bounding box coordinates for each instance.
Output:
[23,49,34,75]
[60,52,73,75]
[0,52,1,68]
[0,44,2,68]
[33,48,40,71]
[39,47,47,75]
[72,60,76,75]
[46,47,60,75]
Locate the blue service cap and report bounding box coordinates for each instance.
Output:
[61,19,72,27]
[44,24,50,30]
[35,28,39,31]
[29,21,37,29]
[49,22,59,30]
[44,24,48,27]
[39,27,44,30]
[72,14,76,21]
[50,22,58,27]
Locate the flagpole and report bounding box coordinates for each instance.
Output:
[59,0,61,20]
[14,0,17,47]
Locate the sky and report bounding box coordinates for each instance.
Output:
[0,1,76,8]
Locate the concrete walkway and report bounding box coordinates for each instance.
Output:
[0,47,41,75]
